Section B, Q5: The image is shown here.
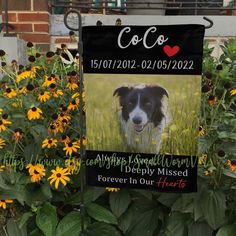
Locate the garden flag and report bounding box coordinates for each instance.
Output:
[83,24,205,192]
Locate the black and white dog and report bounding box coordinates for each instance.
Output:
[113,84,170,153]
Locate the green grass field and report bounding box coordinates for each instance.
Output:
[84,74,201,155]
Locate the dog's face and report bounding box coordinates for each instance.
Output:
[113,84,168,133]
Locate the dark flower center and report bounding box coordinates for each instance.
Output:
[72,100,76,105]
[26,84,34,91]
[2,114,8,119]
[52,114,58,120]
[6,88,11,93]
[50,83,56,89]
[50,124,56,130]
[31,107,37,112]
[40,92,45,95]
[0,50,6,57]
[34,170,39,174]
[68,142,73,147]
[56,173,61,178]
[62,119,68,123]
[48,140,53,144]
[27,42,33,48]
[231,160,236,166]
[217,150,225,157]
[0,121,3,125]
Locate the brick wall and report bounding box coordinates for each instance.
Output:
[1,0,50,52]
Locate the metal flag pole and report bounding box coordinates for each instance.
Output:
[64,10,86,235]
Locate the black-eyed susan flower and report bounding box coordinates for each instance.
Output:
[27,107,43,120]
[66,81,78,90]
[42,76,55,87]
[38,91,50,102]
[48,166,70,189]
[63,141,80,156]
[18,87,27,94]
[51,89,63,98]
[0,200,13,209]
[65,158,80,174]
[227,160,236,171]
[26,163,45,183]
[16,71,30,83]
[230,89,236,96]
[58,113,71,123]
[12,128,23,142]
[198,154,206,165]
[0,120,10,132]
[68,99,79,111]
[71,92,79,99]
[2,114,11,125]
[199,126,205,136]
[0,50,6,57]
[42,138,57,148]
[208,95,217,106]
[105,187,120,192]
[60,135,70,144]
[0,138,6,149]
[4,88,17,98]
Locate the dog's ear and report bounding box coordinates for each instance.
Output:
[148,85,169,98]
[113,85,132,97]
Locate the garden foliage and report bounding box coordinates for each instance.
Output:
[0,38,236,236]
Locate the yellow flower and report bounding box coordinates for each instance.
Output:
[48,166,70,189]
[66,82,78,90]
[71,92,79,99]
[60,135,70,144]
[16,71,31,83]
[65,158,80,174]
[18,87,27,94]
[0,166,5,172]
[42,75,56,87]
[26,163,45,183]
[199,126,205,136]
[0,119,10,132]
[38,91,50,102]
[230,89,236,96]
[106,187,120,192]
[199,154,207,165]
[51,89,63,98]
[63,141,80,156]
[4,88,17,98]
[12,128,23,142]
[0,200,13,209]
[227,160,236,171]
[0,138,6,149]
[0,109,3,115]
[27,107,43,120]
[68,99,79,111]
[42,138,57,148]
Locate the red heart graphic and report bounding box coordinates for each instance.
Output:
[163,45,180,57]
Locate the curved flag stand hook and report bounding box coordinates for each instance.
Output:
[203,16,213,29]
[64,9,85,235]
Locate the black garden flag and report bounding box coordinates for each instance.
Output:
[83,25,205,192]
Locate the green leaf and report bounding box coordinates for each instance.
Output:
[188,222,212,236]
[158,193,181,207]
[55,211,81,236]
[164,212,188,236]
[6,218,27,236]
[171,194,194,213]
[216,224,236,236]
[36,202,58,236]
[126,199,160,236]
[202,190,226,230]
[86,203,118,225]
[19,212,33,228]
[86,222,122,236]
[109,190,131,217]
[67,187,105,205]
[118,206,134,234]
